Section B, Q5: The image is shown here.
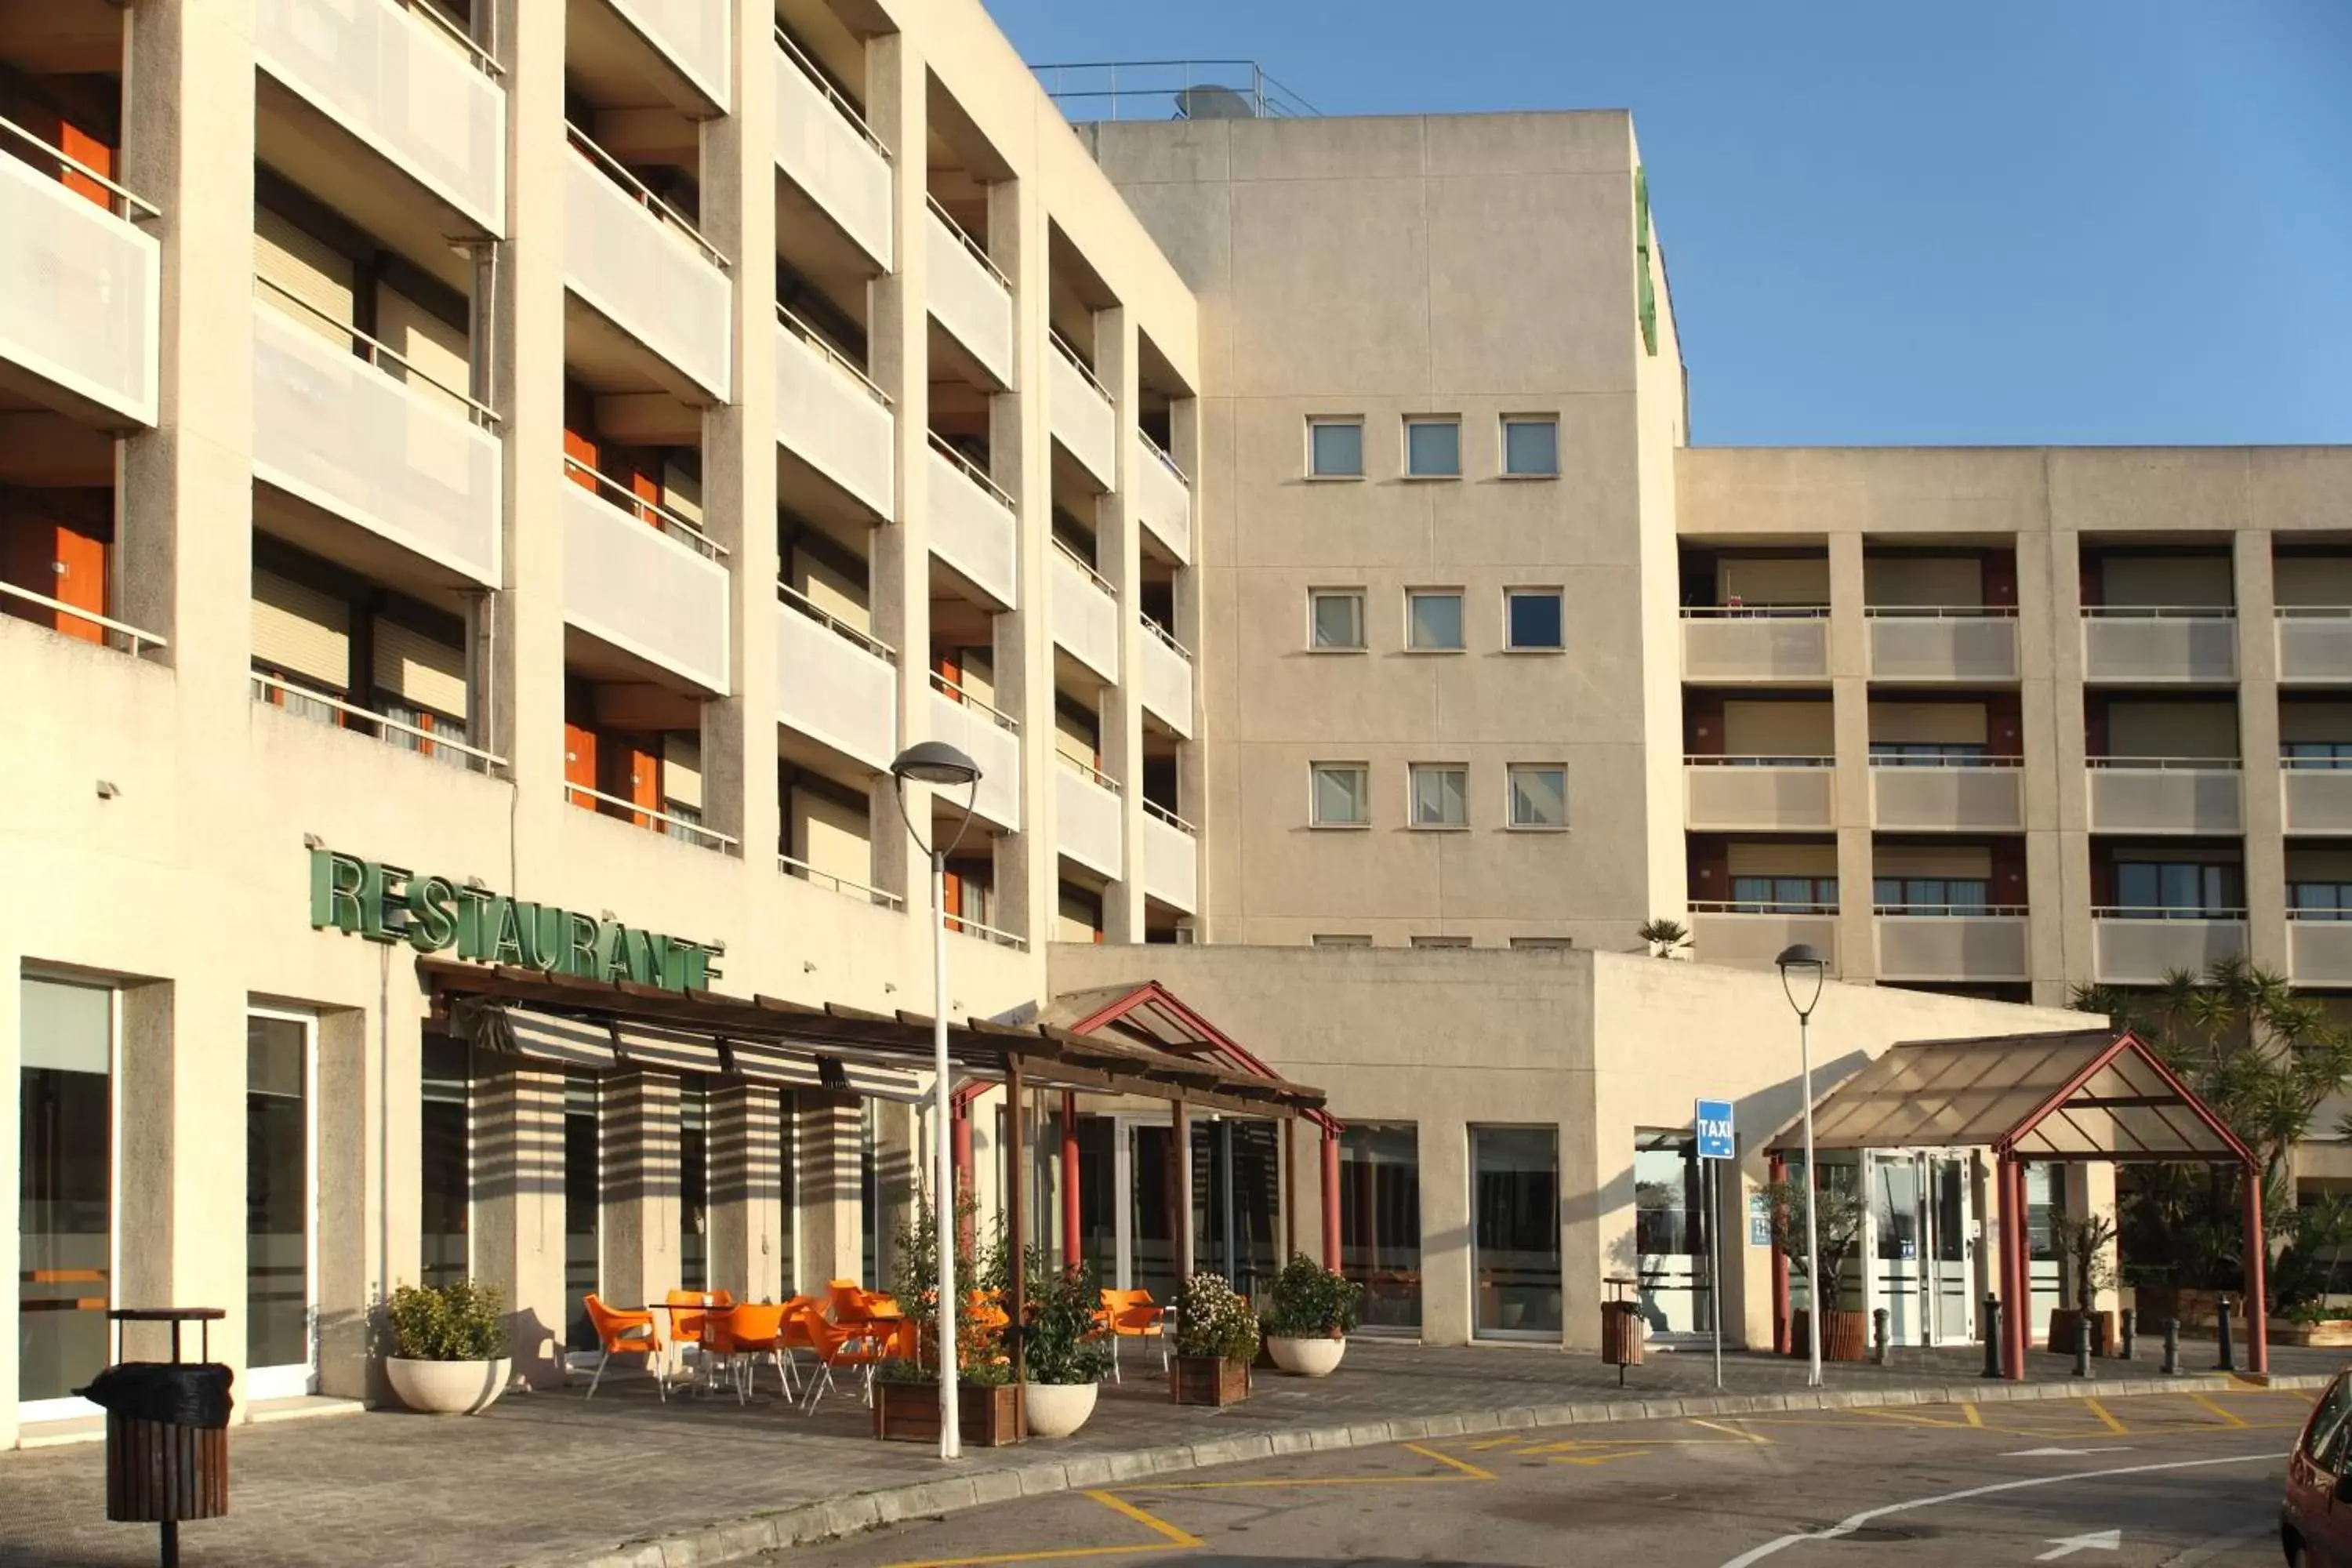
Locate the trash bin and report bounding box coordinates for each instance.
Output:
[1600,1276,1644,1384]
[81,1308,231,1567]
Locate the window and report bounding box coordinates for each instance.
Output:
[1633,1131,1713,1334]
[1508,764,1569,829]
[2113,860,2238,916]
[1411,935,1472,948]
[2292,883,2352,922]
[1404,417,1460,478]
[1310,589,1366,651]
[1311,763,1370,826]
[1510,936,1574,949]
[1874,877,1989,913]
[1870,741,1988,767]
[20,978,114,1410]
[1308,419,1363,478]
[1406,590,1465,652]
[1410,764,1469,828]
[2285,742,2352,771]
[1504,589,1564,651]
[1312,934,1374,947]
[1472,1126,1561,1338]
[1730,876,1838,913]
[1501,416,1559,477]
[420,1039,470,1292]
[247,1011,313,1386]
[563,1074,600,1351]
[2303,1374,2352,1470]
[1339,1123,1422,1330]
[679,1076,709,1291]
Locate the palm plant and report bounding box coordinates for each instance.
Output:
[1636,917,1692,960]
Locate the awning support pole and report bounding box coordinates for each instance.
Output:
[1007,1054,1026,1385]
[1061,1091,1081,1272]
[2245,1159,2268,1376]
[2001,1155,2029,1381]
[1283,1119,1299,1261]
[1173,1098,1195,1280]
[1768,1152,1789,1355]
[1319,1127,1341,1269]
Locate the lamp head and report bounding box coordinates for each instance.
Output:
[891,741,982,788]
[1775,942,1828,1018]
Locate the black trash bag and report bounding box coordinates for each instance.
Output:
[75,1363,234,1428]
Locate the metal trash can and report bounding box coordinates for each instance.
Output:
[1601,1276,1644,1385]
[80,1308,231,1567]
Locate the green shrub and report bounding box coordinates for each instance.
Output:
[1022,1256,1113,1385]
[1172,1272,1259,1363]
[1265,1253,1362,1338]
[386,1280,507,1361]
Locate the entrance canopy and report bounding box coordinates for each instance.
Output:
[1031,981,1341,1133]
[1766,1027,2252,1164]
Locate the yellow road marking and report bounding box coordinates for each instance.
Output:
[1083,1490,1203,1548]
[1467,1436,1523,1450]
[1962,1402,1983,1427]
[1688,1417,1773,1445]
[1406,1442,1498,1479]
[1551,1451,1645,1467]
[2084,1399,2129,1436]
[881,1494,1198,1568]
[2189,1393,2250,1429]
[1128,1443,1494,1492]
[1855,1406,1971,1429]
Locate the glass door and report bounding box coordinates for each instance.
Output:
[1926,1152,1974,1345]
[1472,1126,1561,1340]
[1633,1131,1712,1338]
[245,1009,317,1401]
[1338,1123,1422,1333]
[1867,1151,1926,1346]
[1128,1123,1179,1302]
[2026,1161,2065,1331]
[20,978,114,1424]
[564,1074,601,1353]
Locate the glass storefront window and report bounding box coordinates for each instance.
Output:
[1472,1125,1560,1338]
[1130,1125,1178,1302]
[858,1101,877,1287]
[1339,1123,1421,1331]
[1192,1120,1279,1300]
[777,1091,797,1298]
[419,1038,470,1290]
[1632,1130,1711,1334]
[246,1012,312,1379]
[564,1074,600,1352]
[1073,1115,1117,1287]
[20,978,113,1411]
[679,1075,708,1292]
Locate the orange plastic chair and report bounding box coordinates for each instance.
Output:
[583,1294,666,1400]
[1100,1288,1171,1382]
[796,1303,889,1411]
[666,1288,735,1391]
[707,1301,793,1403]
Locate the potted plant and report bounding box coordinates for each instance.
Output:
[1022,1255,1112,1437]
[383,1279,510,1414]
[2047,1214,2119,1356]
[1170,1272,1257,1406]
[872,1192,1024,1446]
[1764,1177,1868,1362]
[1263,1253,1362,1377]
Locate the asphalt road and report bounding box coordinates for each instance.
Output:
[782,1386,2317,1568]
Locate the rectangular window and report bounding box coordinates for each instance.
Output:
[1472,1125,1561,1338]
[1410,935,1472,948]
[1510,936,1574,949]
[2114,860,2238,915]
[1309,589,1366,651]
[1339,1123,1422,1331]
[1404,417,1461,477]
[680,1076,709,1291]
[1406,590,1465,652]
[1312,934,1374,947]
[1730,875,1838,912]
[1502,416,1559,477]
[20,978,113,1410]
[1504,589,1565,651]
[419,1038,471,1291]
[1410,764,1469,828]
[564,1074,600,1352]
[1308,418,1363,478]
[1633,1130,1713,1334]
[1508,764,1569,828]
[246,1011,312,1382]
[1874,878,1988,912]
[1311,762,1370,826]
[1868,741,1988,767]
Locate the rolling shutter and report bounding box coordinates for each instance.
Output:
[252,570,350,688]
[254,206,356,347]
[662,733,703,810]
[372,616,467,717]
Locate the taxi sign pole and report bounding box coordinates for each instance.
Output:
[1695,1098,1734,1389]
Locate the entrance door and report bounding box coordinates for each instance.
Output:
[1116,1117,1281,1303]
[1867,1151,1929,1345]
[245,1010,318,1400]
[1924,1152,1975,1345]
[19,978,116,1425]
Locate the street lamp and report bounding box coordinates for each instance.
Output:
[889,740,982,1461]
[1775,942,1829,1389]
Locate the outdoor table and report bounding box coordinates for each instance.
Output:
[641,1299,724,1392]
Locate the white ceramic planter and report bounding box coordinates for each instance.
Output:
[386,1356,510,1415]
[1266,1336,1347,1377]
[1022,1380,1098,1438]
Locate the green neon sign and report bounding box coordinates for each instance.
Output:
[307,848,721,993]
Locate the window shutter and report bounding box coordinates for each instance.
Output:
[254,207,356,347]
[372,616,467,717]
[662,733,703,810]
[252,570,351,688]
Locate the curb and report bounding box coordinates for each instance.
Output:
[568,1371,2336,1567]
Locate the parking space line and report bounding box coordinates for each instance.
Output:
[2188,1393,2249,1429]
[1407,1442,1499,1479]
[1855,1407,1971,1429]
[1688,1417,1773,1445]
[2084,1398,2129,1435]
[1083,1491,1203,1548]
[1962,1402,1983,1427]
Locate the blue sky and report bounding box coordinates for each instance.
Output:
[988,0,2352,448]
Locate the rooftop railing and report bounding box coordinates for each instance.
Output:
[1031,60,1319,122]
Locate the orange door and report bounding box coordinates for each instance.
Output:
[625,740,661,825]
[563,722,598,809]
[563,428,599,492]
[942,870,965,934]
[629,469,664,532]
[1,520,106,644]
[55,122,113,212]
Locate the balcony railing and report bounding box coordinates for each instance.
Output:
[927,673,1022,829]
[1874,909,2029,983]
[1143,800,1199,914]
[1682,756,1835,832]
[2276,607,2352,684]
[2080,605,2238,683]
[563,781,736,851]
[1047,330,1116,488]
[604,0,731,110]
[1056,753,1123,881]
[1689,906,1838,974]
[0,117,162,426]
[1140,616,1196,738]
[2283,764,2352,836]
[2084,756,2244,836]
[2091,908,2248,985]
[775,582,898,773]
[564,456,723,558]
[0,582,166,656]
[1679,606,1831,683]
[924,195,1013,386]
[255,0,506,234]
[1864,605,2021,683]
[561,459,731,694]
[1136,430,1192,563]
[946,914,1029,952]
[775,305,895,521]
[2290,914,2352,987]
[779,851,903,910]
[253,278,503,588]
[564,125,731,401]
[772,28,892,270]
[1868,755,2025,832]
[927,433,1018,608]
[252,671,504,774]
[1051,539,1120,683]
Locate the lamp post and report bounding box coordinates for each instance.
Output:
[1775,942,1829,1389]
[890,740,983,1461]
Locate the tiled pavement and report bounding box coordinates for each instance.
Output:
[3,1338,2341,1568]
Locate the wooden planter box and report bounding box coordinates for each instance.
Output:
[2047,1308,2116,1357]
[1171,1355,1250,1406]
[871,1378,1025,1446]
[2270,1319,2352,1347]
[1789,1308,1869,1363]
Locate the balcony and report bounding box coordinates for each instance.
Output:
[562,781,735,852]
[772,31,891,270]
[1690,906,1838,975]
[601,0,730,111]
[2276,608,2352,684]
[779,852,902,911]
[927,435,1018,609]
[1047,333,1116,490]
[925,198,1013,387]
[561,460,731,694]
[1865,608,2020,683]
[775,308,894,521]
[2291,916,2352,988]
[1683,757,1835,832]
[2092,911,2248,985]
[0,122,160,427]
[255,0,505,235]
[927,675,1022,830]
[1680,608,1830,684]
[1144,804,1199,914]
[564,131,731,402]
[1140,619,1196,739]
[2283,763,2352,835]
[1875,909,2029,983]
[1868,760,2026,833]
[251,283,502,588]
[1051,543,1119,684]
[2085,759,2244,835]
[1056,757,1123,881]
[250,670,506,775]
[1135,433,1192,564]
[2080,608,2237,684]
[775,584,896,774]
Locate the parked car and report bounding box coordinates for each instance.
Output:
[2282,1370,2352,1565]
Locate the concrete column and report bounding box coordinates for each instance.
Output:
[151,975,249,1386]
[470,1065,569,1385]
[1826,531,1874,981]
[1099,308,1147,943]
[314,1006,382,1400]
[2048,521,2096,997]
[1171,396,1211,940]
[2237,532,2287,975]
[2016,518,2071,1004]
[992,174,1051,949]
[1418,1120,1470,1347]
[601,1073,681,1310]
[708,1081,785,1304]
[795,1092,864,1287]
[871,1098,916,1288]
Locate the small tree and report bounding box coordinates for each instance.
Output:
[887,1187,1011,1383]
[2052,1213,2118,1312]
[1762,1177,1866,1308]
[1637,917,1692,960]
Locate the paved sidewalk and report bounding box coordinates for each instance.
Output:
[2,1338,2339,1568]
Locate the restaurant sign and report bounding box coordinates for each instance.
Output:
[309,848,721,993]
